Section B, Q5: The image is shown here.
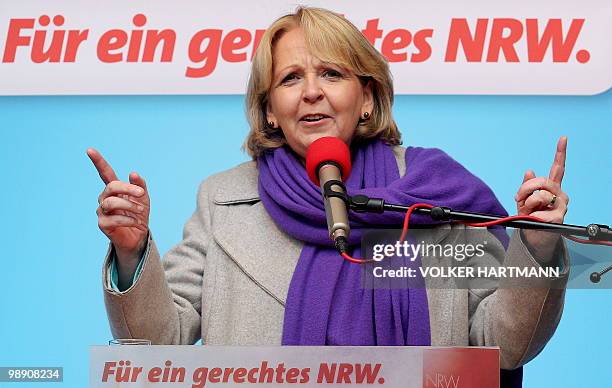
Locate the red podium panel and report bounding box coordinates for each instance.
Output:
[423,348,499,387]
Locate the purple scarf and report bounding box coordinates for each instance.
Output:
[258,139,511,347]
[258,139,522,387]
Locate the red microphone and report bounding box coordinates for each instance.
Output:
[306,137,352,244]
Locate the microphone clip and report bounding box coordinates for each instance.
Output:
[322,179,350,205]
[348,194,385,213]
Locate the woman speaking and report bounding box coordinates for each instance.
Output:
[88,7,569,388]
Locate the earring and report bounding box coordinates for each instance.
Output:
[267,121,275,129]
[359,112,370,124]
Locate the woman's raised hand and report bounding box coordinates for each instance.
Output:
[87,148,150,264]
[514,136,569,259]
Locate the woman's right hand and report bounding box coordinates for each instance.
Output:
[87,148,150,265]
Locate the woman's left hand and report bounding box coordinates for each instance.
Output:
[514,136,569,261]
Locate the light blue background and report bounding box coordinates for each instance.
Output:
[0,91,610,387]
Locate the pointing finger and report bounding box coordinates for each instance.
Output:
[548,136,567,184]
[87,148,119,185]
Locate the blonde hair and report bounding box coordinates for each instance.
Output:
[244,6,401,159]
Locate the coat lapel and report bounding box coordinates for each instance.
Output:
[210,162,301,306]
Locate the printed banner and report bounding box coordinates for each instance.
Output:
[90,346,499,388]
[1,0,610,95]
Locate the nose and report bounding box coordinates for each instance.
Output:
[302,74,323,103]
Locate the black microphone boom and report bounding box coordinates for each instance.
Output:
[348,193,612,283]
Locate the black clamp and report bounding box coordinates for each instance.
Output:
[323,180,350,205]
[586,224,612,241]
[349,194,385,213]
[430,206,452,221]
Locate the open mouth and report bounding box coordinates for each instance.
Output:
[300,114,330,123]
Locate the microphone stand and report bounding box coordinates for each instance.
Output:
[345,194,612,283]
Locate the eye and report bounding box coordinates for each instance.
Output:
[322,69,343,79]
[280,73,299,85]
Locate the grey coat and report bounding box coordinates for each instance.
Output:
[102,147,568,370]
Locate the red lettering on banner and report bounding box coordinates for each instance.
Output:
[192,367,209,388]
[64,29,89,62]
[163,360,185,383]
[3,19,34,62]
[127,14,147,62]
[233,367,247,383]
[190,363,311,387]
[102,361,116,382]
[300,367,311,383]
[148,367,162,382]
[316,363,382,383]
[445,18,588,63]
[251,29,266,59]
[208,367,222,382]
[336,363,353,383]
[222,29,251,62]
[526,18,586,62]
[317,363,336,383]
[362,19,384,45]
[142,29,176,61]
[2,13,591,78]
[445,18,488,62]
[285,367,300,383]
[487,18,523,62]
[222,367,235,382]
[381,29,412,62]
[145,360,185,383]
[101,360,142,383]
[97,14,175,63]
[411,29,434,62]
[247,367,258,383]
[186,29,222,77]
[275,363,287,383]
[31,15,65,63]
[187,27,268,77]
[259,361,274,383]
[97,29,128,62]
[2,15,89,63]
[364,20,433,63]
[354,363,382,384]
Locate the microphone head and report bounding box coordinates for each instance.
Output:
[306,137,352,186]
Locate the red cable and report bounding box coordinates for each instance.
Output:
[463,215,612,246]
[339,204,612,263]
[340,252,374,264]
[462,215,544,227]
[340,203,433,264]
[400,203,434,242]
[565,235,612,247]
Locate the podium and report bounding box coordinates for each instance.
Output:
[91,346,499,387]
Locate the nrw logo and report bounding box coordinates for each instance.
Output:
[425,373,460,388]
